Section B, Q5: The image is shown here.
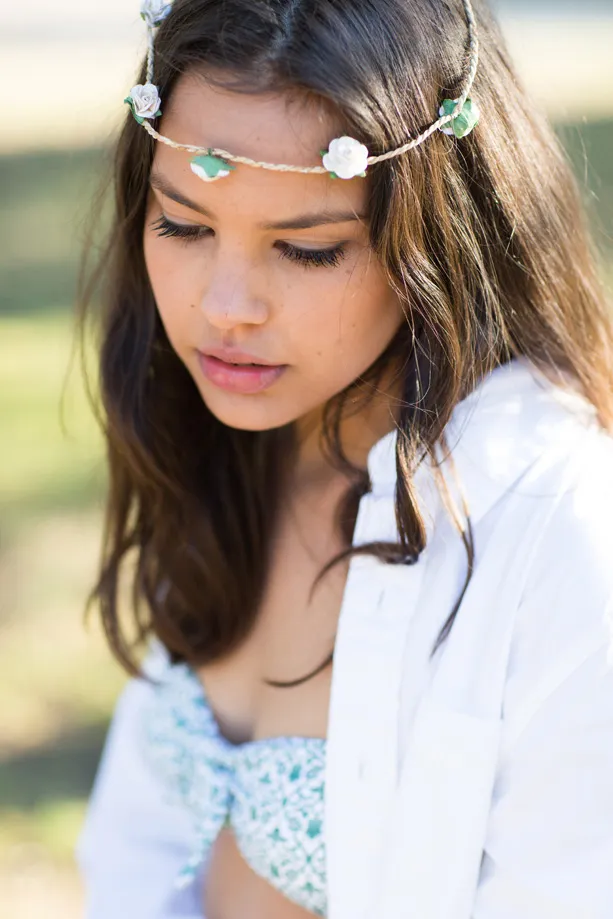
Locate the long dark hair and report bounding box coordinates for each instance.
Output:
[79,0,613,681]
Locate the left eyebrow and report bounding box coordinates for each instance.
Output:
[150,171,367,230]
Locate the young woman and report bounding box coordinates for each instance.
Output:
[76,1,613,917]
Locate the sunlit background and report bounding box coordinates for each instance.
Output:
[1,1,612,916]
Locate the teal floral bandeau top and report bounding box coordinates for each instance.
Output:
[142,660,327,916]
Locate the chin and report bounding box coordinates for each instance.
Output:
[197,387,303,433]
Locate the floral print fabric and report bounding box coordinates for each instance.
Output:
[141,661,327,916]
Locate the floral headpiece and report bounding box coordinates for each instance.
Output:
[125,0,480,183]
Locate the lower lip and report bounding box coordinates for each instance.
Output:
[197,353,287,394]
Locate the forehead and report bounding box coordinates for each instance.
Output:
[152,71,368,221]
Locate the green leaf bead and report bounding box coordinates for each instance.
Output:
[190,153,236,180]
[440,98,479,138]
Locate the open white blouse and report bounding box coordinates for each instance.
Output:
[77,356,613,919]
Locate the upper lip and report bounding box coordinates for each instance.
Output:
[200,346,282,366]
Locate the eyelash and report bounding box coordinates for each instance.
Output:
[149,215,348,269]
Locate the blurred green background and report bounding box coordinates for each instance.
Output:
[1,3,612,917]
[0,145,126,916]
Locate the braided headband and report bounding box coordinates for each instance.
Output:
[125,0,480,182]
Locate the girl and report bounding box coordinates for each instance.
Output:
[76,0,613,917]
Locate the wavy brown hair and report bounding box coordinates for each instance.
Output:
[79,0,613,682]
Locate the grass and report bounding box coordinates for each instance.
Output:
[0,311,106,524]
[0,148,111,315]
[0,150,118,914]
[0,309,125,914]
[0,116,611,917]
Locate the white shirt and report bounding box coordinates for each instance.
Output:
[76,356,613,919]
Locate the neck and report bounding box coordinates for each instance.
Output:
[293,386,400,490]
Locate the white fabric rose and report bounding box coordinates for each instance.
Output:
[126,83,162,121]
[322,136,369,179]
[141,0,173,26]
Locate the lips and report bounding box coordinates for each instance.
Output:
[197,352,287,394]
[202,346,279,367]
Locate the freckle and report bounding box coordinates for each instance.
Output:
[189,304,196,309]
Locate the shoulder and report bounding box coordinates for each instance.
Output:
[441,363,613,733]
[369,357,606,530]
[502,423,613,737]
[520,423,613,627]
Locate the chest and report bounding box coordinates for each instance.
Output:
[195,485,352,745]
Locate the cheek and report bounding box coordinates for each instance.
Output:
[289,256,403,373]
[144,231,190,297]
[143,232,198,345]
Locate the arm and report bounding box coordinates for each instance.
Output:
[76,647,205,919]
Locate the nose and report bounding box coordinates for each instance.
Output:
[199,249,269,331]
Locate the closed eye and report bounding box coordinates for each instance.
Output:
[276,241,347,268]
[150,215,211,242]
[149,215,348,269]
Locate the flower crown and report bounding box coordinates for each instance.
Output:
[125,0,481,183]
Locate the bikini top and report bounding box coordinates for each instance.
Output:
[142,659,327,917]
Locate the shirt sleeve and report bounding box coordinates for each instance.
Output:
[473,448,613,919]
[75,648,205,919]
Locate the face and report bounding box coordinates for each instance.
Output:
[144,72,404,438]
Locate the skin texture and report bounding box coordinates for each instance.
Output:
[143,71,405,476]
[143,71,406,917]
